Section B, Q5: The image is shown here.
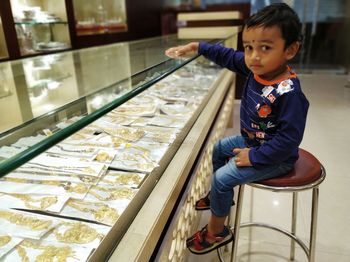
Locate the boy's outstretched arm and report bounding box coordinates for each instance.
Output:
[165,42,199,58]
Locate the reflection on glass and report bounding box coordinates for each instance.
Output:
[10,0,71,55]
[73,0,128,35]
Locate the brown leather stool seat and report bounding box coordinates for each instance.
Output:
[256,148,322,188]
[217,148,326,262]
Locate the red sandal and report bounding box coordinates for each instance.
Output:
[195,191,235,210]
[186,224,233,254]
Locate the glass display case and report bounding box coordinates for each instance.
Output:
[10,0,71,56]
[73,0,127,36]
[0,15,9,59]
[0,33,237,261]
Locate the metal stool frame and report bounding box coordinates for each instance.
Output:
[217,164,326,262]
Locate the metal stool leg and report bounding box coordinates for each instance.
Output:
[230,184,245,262]
[309,187,319,262]
[224,207,232,252]
[290,192,298,260]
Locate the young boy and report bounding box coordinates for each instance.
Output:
[165,3,309,254]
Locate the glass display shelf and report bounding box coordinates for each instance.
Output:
[10,0,71,56]
[73,0,128,36]
[15,21,68,25]
[0,34,220,176]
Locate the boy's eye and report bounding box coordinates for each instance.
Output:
[261,46,271,51]
[244,45,252,51]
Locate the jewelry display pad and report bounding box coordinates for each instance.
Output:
[0,209,59,239]
[99,170,146,188]
[60,199,124,226]
[0,193,69,213]
[0,234,22,259]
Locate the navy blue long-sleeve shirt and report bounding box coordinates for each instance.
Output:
[198,42,309,167]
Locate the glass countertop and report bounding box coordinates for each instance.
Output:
[0,34,225,175]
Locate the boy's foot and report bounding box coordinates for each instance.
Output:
[195,191,235,210]
[186,225,233,254]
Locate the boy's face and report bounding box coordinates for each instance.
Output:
[242,25,298,80]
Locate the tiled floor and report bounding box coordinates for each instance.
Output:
[188,73,350,261]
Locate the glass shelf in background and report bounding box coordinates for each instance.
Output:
[73,0,128,36]
[10,0,71,57]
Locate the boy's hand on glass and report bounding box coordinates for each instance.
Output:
[233,148,252,167]
[165,42,199,59]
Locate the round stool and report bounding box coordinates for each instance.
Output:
[217,148,326,262]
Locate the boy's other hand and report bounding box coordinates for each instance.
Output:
[233,148,252,167]
[165,42,199,59]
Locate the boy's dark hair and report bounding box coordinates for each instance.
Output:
[245,3,302,48]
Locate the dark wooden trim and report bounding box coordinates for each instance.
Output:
[0,0,21,59]
[181,19,244,27]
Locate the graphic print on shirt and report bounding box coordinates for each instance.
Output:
[276,79,294,95]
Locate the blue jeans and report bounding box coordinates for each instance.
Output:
[210,135,294,217]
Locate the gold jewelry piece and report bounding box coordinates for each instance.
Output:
[3,193,58,210]
[67,200,119,224]
[17,240,75,262]
[103,127,145,142]
[1,177,89,194]
[119,153,156,171]
[104,172,143,186]
[55,144,95,153]
[0,235,11,247]
[89,186,136,201]
[54,222,104,244]
[0,210,52,231]
[95,152,113,162]
[26,162,95,174]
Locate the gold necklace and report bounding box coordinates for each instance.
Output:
[1,177,89,194]
[17,240,75,262]
[95,151,113,162]
[67,200,119,224]
[0,210,52,231]
[0,235,11,247]
[4,193,58,210]
[103,128,145,141]
[105,173,143,186]
[54,222,103,244]
[89,187,135,201]
[26,163,95,174]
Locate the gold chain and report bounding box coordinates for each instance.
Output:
[103,128,145,141]
[17,240,75,262]
[0,235,11,247]
[89,187,135,201]
[4,193,58,210]
[67,200,119,224]
[1,177,89,194]
[0,210,52,231]
[95,151,113,162]
[54,222,103,244]
[105,173,143,186]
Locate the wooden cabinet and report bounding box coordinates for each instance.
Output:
[0,0,164,59]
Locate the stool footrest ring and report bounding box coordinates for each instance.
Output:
[237,222,310,257]
[217,222,310,261]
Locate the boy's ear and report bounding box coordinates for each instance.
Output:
[286,41,300,60]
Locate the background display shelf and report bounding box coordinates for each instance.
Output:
[73,0,127,36]
[10,0,71,56]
